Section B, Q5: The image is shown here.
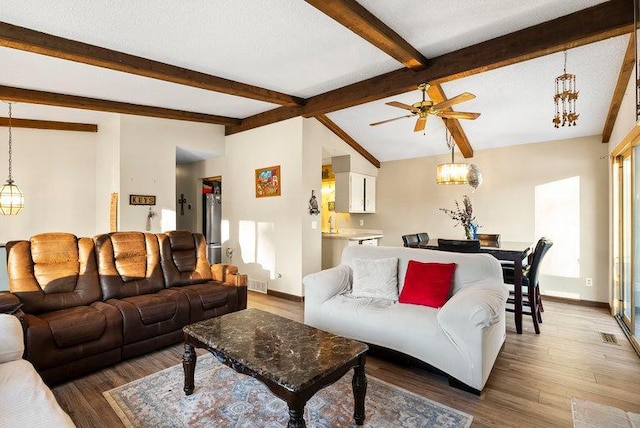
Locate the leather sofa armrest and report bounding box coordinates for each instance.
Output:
[0,292,22,314]
[211,263,247,286]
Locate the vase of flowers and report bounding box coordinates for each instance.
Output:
[439,195,480,239]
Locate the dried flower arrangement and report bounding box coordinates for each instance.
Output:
[439,195,480,239]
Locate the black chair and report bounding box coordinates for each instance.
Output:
[476,233,500,247]
[416,232,430,243]
[437,239,481,253]
[402,234,420,247]
[503,237,553,334]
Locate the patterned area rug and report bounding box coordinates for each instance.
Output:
[572,397,640,428]
[571,397,640,428]
[104,353,473,428]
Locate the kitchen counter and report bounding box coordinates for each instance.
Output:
[321,232,383,241]
[321,230,383,269]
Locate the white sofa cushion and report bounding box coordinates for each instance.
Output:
[0,314,24,364]
[350,257,398,300]
[0,359,75,427]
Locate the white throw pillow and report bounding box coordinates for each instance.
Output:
[350,257,399,300]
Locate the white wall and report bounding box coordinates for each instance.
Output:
[301,119,325,279]
[118,115,224,232]
[372,135,609,302]
[196,118,303,295]
[95,114,121,232]
[0,127,97,241]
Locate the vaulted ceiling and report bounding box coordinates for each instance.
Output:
[0,0,634,165]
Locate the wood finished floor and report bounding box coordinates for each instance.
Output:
[52,292,640,427]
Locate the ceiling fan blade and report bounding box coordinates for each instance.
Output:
[431,92,476,110]
[413,116,427,132]
[370,114,414,126]
[438,111,481,120]
[386,101,418,112]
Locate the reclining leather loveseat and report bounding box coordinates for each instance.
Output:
[0,230,247,385]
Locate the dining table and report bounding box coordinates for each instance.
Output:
[419,240,533,334]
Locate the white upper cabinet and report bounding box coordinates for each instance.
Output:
[335,172,376,213]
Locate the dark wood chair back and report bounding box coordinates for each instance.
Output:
[402,234,420,247]
[416,232,430,243]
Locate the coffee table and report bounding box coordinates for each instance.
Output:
[182,308,369,427]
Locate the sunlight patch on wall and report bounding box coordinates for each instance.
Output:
[534,176,579,278]
[257,222,276,279]
[239,220,256,263]
[161,209,176,232]
[238,220,276,278]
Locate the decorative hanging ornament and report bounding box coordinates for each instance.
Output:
[553,50,579,128]
[467,164,483,191]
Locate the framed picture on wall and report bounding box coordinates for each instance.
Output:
[255,165,281,198]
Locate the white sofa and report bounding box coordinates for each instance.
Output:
[0,314,75,428]
[303,245,509,393]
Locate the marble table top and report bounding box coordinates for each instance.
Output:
[183,308,368,392]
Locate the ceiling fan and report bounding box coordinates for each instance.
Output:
[370,83,480,132]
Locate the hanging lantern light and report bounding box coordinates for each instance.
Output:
[436,121,469,185]
[0,102,24,215]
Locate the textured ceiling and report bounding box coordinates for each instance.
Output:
[0,0,630,163]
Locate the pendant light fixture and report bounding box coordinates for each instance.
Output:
[436,120,469,185]
[0,102,24,215]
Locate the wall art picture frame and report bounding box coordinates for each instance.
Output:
[255,165,281,198]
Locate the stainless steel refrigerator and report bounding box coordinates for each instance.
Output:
[204,192,222,264]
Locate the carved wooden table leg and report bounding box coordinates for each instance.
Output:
[182,343,197,395]
[352,354,367,425]
[287,404,306,428]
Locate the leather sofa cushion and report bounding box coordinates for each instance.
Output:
[178,283,229,310]
[121,293,178,325]
[95,232,165,300]
[159,231,212,288]
[39,306,107,348]
[6,233,102,314]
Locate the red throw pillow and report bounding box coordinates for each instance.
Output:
[399,261,457,308]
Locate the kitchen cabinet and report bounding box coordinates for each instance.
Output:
[334,172,376,213]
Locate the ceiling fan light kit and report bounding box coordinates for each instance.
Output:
[370,83,480,132]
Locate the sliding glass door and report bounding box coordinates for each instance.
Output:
[614,147,640,350]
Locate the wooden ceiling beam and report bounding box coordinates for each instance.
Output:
[305,0,472,160]
[427,85,474,158]
[0,22,304,107]
[306,0,473,158]
[315,114,380,168]
[225,106,304,135]
[602,34,636,143]
[305,0,428,70]
[234,0,632,135]
[0,85,242,126]
[0,117,98,132]
[303,0,633,117]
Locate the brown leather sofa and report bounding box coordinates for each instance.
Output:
[0,230,247,385]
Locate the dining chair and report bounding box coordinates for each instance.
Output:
[402,234,420,247]
[416,232,430,243]
[437,239,481,253]
[476,233,500,247]
[503,237,553,334]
